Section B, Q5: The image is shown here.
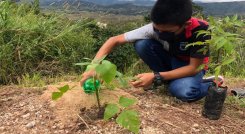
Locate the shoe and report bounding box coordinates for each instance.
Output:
[203,75,224,86]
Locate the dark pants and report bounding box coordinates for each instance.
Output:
[134,39,211,102]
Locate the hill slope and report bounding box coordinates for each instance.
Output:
[39,0,245,16]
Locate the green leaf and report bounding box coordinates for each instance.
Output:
[116,110,140,134]
[215,66,221,80]
[104,104,120,120]
[95,60,117,84]
[215,39,227,50]
[85,64,98,71]
[52,92,63,100]
[119,96,136,108]
[214,37,225,45]
[197,64,205,71]
[223,42,234,54]
[116,71,128,88]
[83,58,92,61]
[75,62,91,66]
[58,85,69,93]
[221,58,235,66]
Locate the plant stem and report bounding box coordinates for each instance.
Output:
[93,77,101,110]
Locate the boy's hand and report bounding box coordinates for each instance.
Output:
[80,70,96,86]
[130,73,154,88]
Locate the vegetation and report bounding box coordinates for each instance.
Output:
[0,1,141,84]
[52,56,140,134]
[0,1,244,133]
[0,1,244,81]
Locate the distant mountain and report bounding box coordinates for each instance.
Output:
[196,1,245,16]
[39,0,245,16]
[40,0,151,15]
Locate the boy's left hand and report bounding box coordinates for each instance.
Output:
[130,73,154,88]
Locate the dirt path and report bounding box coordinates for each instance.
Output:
[0,81,244,134]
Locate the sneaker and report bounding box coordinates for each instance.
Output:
[203,75,224,86]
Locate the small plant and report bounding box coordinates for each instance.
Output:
[104,96,140,134]
[51,56,140,133]
[187,16,244,82]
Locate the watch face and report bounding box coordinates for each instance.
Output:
[154,72,163,86]
[156,79,162,85]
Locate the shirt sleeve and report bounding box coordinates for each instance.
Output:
[124,23,155,42]
[190,26,210,58]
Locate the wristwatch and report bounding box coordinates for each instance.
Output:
[153,72,164,86]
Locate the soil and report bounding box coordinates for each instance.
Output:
[0,79,244,134]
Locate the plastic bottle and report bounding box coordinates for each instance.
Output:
[202,83,227,120]
[83,78,100,94]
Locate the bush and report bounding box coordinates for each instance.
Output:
[0,1,96,84]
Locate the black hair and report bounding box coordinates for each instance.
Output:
[150,0,192,25]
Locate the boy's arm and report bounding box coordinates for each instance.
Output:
[80,34,127,85]
[159,57,204,80]
[94,34,127,60]
[131,57,204,88]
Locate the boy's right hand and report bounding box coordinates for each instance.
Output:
[80,70,96,86]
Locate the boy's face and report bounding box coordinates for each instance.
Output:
[152,22,191,41]
[153,23,185,35]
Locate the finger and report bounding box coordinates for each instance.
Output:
[136,74,143,78]
[80,76,89,86]
[131,80,142,87]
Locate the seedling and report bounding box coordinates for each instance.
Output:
[104,96,140,134]
[51,56,140,133]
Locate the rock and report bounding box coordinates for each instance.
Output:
[0,127,5,131]
[193,123,199,128]
[26,121,36,129]
[22,113,31,118]
[52,126,57,129]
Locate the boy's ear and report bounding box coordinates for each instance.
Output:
[185,21,192,27]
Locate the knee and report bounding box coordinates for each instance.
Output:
[169,79,201,102]
[134,40,151,55]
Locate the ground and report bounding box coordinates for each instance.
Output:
[0,78,244,134]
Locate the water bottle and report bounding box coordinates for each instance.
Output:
[83,78,100,94]
[202,83,227,120]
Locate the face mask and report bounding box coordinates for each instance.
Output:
[153,26,182,41]
[157,31,176,41]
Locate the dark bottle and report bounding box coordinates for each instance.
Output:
[83,78,100,94]
[202,83,227,120]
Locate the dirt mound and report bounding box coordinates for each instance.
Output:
[40,82,135,125]
[0,80,244,134]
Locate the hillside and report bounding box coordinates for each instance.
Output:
[39,0,245,16]
[197,1,245,16]
[40,0,151,15]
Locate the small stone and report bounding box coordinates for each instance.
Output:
[35,111,40,116]
[20,102,25,107]
[52,126,57,129]
[26,121,36,129]
[54,131,58,134]
[0,127,5,130]
[22,113,31,118]
[41,122,45,125]
[59,125,65,129]
[193,123,199,128]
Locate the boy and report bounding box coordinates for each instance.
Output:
[80,0,223,102]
